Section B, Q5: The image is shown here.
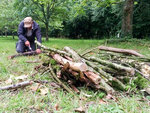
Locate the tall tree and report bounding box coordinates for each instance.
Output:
[14,0,68,40]
[121,0,134,37]
[0,0,18,38]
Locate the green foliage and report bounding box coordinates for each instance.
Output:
[14,0,69,39]
[134,74,150,89]
[61,1,123,39]
[0,0,19,36]
[97,92,106,99]
[0,0,149,39]
[133,0,150,38]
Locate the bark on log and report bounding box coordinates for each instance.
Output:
[81,47,98,56]
[52,54,88,72]
[89,57,135,75]
[49,64,76,97]
[68,80,80,94]
[84,71,101,85]
[64,46,82,62]
[35,40,71,57]
[0,81,33,90]
[85,61,126,90]
[98,46,144,57]
[100,78,115,94]
[9,51,38,59]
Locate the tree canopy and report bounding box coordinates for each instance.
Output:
[0,0,149,39]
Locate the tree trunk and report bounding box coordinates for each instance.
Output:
[12,33,15,39]
[121,0,134,38]
[45,22,49,41]
[5,29,7,37]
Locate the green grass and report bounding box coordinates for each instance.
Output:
[0,36,150,113]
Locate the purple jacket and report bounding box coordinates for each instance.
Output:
[18,20,42,45]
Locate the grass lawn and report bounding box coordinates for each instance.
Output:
[0,36,150,113]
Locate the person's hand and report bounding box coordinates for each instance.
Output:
[36,49,41,54]
[25,41,30,47]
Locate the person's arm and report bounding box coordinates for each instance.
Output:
[35,25,42,49]
[18,22,27,42]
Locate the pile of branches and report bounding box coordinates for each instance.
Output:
[33,41,150,95]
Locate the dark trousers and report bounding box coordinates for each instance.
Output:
[16,40,36,53]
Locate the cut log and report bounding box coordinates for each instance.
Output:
[64,46,82,62]
[84,71,101,85]
[35,40,71,57]
[0,81,33,90]
[85,60,126,90]
[52,54,88,72]
[88,57,135,75]
[98,46,144,57]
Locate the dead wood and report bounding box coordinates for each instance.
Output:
[84,71,101,85]
[64,46,82,62]
[35,40,71,57]
[0,81,33,90]
[85,60,126,90]
[49,64,77,97]
[9,51,38,59]
[52,54,88,72]
[88,57,135,75]
[98,46,144,57]
[28,42,149,95]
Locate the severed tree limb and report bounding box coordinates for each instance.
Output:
[49,64,77,97]
[100,78,115,94]
[52,54,88,72]
[98,46,144,57]
[35,40,71,57]
[8,51,38,59]
[85,60,126,90]
[88,57,135,75]
[84,71,101,85]
[68,80,80,94]
[0,81,33,90]
[122,62,150,81]
[81,47,99,56]
[64,46,82,62]
[25,60,41,63]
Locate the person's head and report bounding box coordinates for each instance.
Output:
[24,17,33,29]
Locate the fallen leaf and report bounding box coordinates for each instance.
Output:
[75,107,85,113]
[5,78,12,84]
[106,93,113,100]
[99,99,107,104]
[85,101,95,107]
[145,87,150,95]
[40,87,49,95]
[54,103,59,111]
[15,75,28,80]
[30,83,41,92]
[82,93,92,97]
[106,93,118,101]
[79,97,87,101]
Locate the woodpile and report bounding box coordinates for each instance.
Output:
[6,41,149,95]
[33,41,150,95]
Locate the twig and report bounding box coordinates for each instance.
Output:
[81,47,98,56]
[9,51,38,59]
[49,64,77,97]
[0,81,33,90]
